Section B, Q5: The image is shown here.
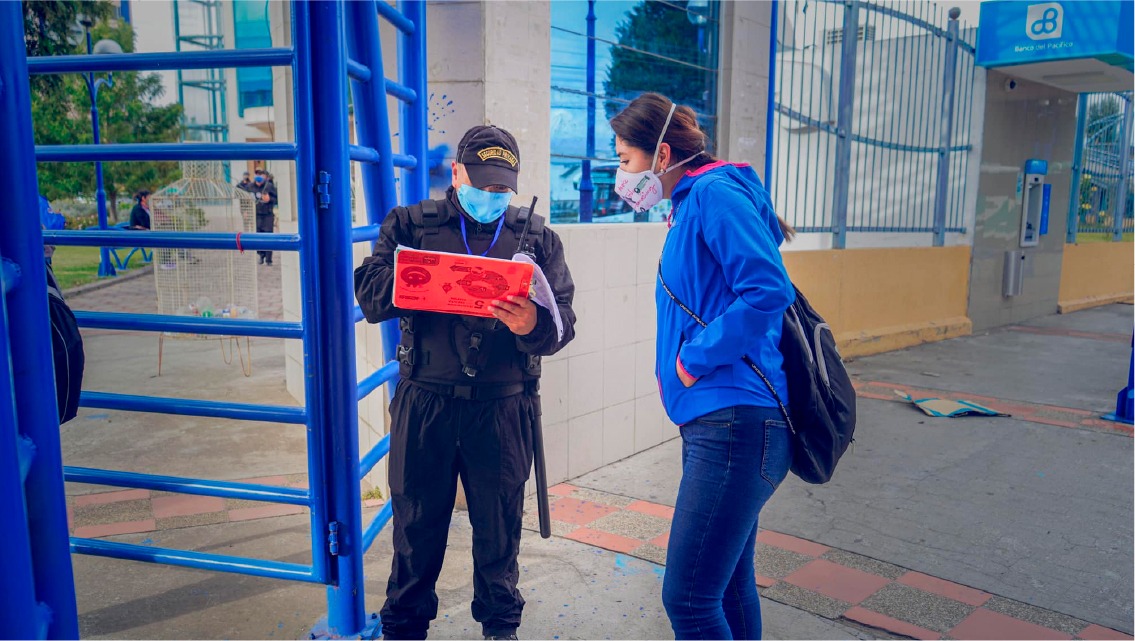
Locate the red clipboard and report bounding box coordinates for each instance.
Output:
[393,247,534,318]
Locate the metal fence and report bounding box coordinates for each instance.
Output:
[771,0,977,247]
[1,1,425,637]
[1068,92,1134,242]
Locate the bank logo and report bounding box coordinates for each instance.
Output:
[1026,3,1063,41]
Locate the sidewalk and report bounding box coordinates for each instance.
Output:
[63,269,1133,639]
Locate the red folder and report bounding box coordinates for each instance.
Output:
[393,247,534,318]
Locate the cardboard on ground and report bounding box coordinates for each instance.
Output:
[393,247,534,318]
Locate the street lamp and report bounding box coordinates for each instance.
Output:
[80,17,124,278]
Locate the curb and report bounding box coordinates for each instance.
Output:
[64,264,154,299]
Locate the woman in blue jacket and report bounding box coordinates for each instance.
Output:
[610,93,796,640]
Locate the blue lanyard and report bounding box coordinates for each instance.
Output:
[459,214,506,257]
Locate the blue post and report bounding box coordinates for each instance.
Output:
[399,0,429,205]
[307,1,368,634]
[932,8,961,247]
[0,2,81,636]
[1067,94,1089,244]
[86,26,117,278]
[579,0,596,223]
[1110,96,1132,242]
[765,0,778,187]
[1103,337,1135,425]
[831,0,859,249]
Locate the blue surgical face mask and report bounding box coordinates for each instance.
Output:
[457,184,511,223]
[255,175,265,184]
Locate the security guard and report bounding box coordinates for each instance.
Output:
[354,125,576,640]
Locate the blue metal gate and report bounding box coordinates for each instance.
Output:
[0,1,425,637]
[1067,91,1134,243]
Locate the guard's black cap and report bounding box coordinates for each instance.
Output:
[457,125,520,192]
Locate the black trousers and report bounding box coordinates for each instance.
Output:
[380,380,536,640]
[256,214,274,262]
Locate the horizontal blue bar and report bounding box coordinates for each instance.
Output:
[347,58,372,82]
[354,306,366,324]
[17,434,35,485]
[80,391,307,424]
[65,466,310,506]
[27,48,295,74]
[362,501,394,553]
[70,538,319,583]
[386,79,416,104]
[358,433,391,480]
[348,145,418,169]
[352,225,382,243]
[791,226,969,234]
[36,142,298,163]
[74,311,304,339]
[42,230,301,251]
[1,257,19,296]
[376,1,415,35]
[358,361,398,402]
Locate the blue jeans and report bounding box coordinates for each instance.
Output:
[662,405,792,640]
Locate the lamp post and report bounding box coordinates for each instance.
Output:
[579,0,597,223]
[80,17,123,278]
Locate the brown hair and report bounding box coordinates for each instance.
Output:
[609,92,795,241]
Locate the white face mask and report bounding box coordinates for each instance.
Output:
[614,103,704,213]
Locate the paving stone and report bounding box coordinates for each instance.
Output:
[155,512,229,530]
[761,581,852,619]
[567,487,636,508]
[522,510,579,537]
[756,543,815,579]
[71,499,153,528]
[823,548,908,579]
[984,595,1088,636]
[587,510,670,541]
[860,583,975,634]
[632,543,668,565]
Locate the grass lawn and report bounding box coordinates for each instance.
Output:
[49,245,149,290]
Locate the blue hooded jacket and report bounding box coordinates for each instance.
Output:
[655,161,795,426]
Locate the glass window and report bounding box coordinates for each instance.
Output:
[550,0,721,223]
[232,0,273,116]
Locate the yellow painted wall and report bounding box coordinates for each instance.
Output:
[1057,243,1135,313]
[783,246,973,358]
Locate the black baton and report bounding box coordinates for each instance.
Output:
[530,396,552,539]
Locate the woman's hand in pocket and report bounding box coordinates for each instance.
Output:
[676,355,698,388]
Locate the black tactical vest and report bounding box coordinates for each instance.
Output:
[396,198,546,387]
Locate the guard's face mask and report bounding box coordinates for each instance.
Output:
[614,102,703,213]
[255,175,265,184]
[457,184,512,224]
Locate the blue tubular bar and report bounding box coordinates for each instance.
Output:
[70,539,319,583]
[362,502,394,553]
[354,306,366,323]
[398,0,430,205]
[352,224,382,243]
[43,230,301,251]
[358,361,399,401]
[80,391,307,424]
[386,79,417,104]
[347,58,372,82]
[75,311,304,339]
[36,142,298,162]
[358,434,391,480]
[1,257,19,295]
[0,3,81,635]
[376,0,416,34]
[27,48,295,74]
[291,0,332,589]
[65,467,310,506]
[310,0,368,631]
[349,144,419,169]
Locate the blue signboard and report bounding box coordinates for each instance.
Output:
[977,1,1134,70]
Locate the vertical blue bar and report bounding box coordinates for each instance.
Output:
[0,3,81,637]
[1111,96,1133,242]
[350,0,399,226]
[399,0,429,205]
[932,12,960,247]
[308,1,367,634]
[0,257,43,639]
[1067,94,1088,243]
[579,0,596,223]
[765,0,778,187]
[831,0,859,248]
[291,0,331,587]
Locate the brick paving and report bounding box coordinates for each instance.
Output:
[521,484,1134,641]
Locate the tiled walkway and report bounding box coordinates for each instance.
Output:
[523,484,1133,641]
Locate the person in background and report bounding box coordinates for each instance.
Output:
[254,168,278,265]
[237,171,255,193]
[610,92,797,641]
[129,189,152,230]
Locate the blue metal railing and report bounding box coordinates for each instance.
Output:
[1,1,427,637]
[1068,92,1134,242]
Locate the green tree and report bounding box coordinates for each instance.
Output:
[602,1,710,121]
[26,2,182,221]
[1086,95,1122,145]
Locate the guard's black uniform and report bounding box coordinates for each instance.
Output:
[354,186,575,640]
[254,178,277,264]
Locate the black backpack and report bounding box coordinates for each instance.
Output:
[46,264,84,424]
[658,266,857,484]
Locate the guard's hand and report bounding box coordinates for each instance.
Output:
[490,295,537,336]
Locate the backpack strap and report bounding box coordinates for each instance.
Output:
[406,199,449,246]
[506,206,545,255]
